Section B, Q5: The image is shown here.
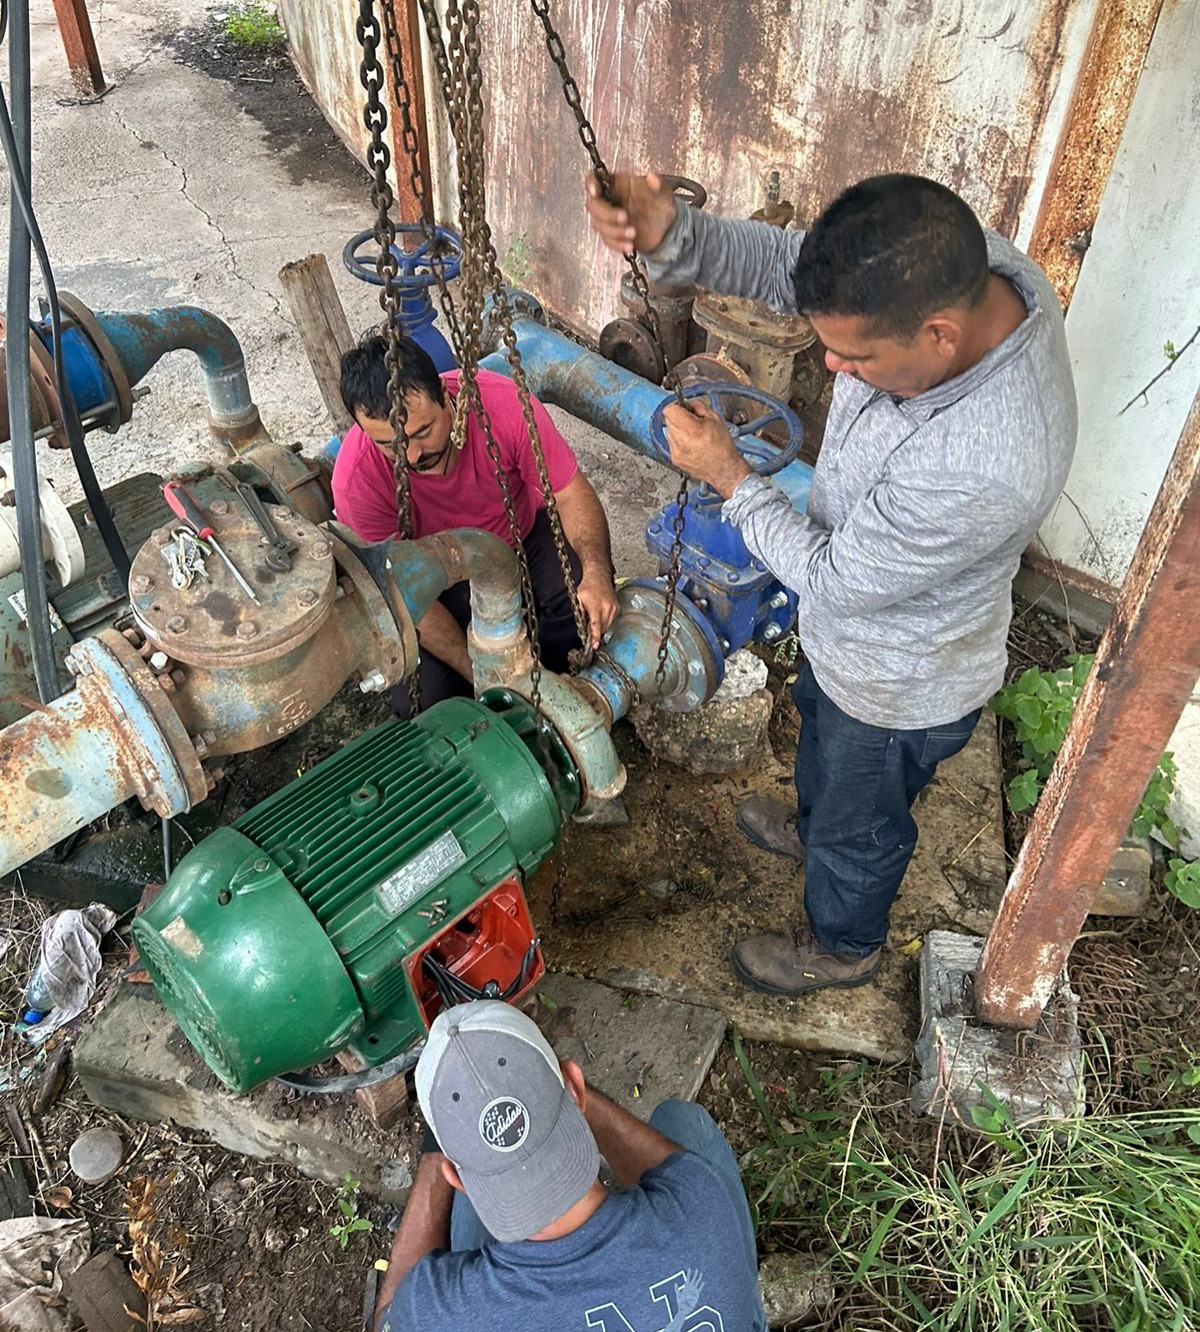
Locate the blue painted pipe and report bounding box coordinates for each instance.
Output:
[479,316,815,509]
[94,307,260,436]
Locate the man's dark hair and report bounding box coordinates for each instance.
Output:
[793,175,989,340]
[339,332,444,422]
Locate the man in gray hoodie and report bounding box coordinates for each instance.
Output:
[587,172,1077,996]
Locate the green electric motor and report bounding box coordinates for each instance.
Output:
[132,694,578,1093]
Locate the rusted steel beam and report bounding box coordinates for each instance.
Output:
[50,0,108,99]
[385,0,434,228]
[977,388,1200,1028]
[1027,0,1162,311]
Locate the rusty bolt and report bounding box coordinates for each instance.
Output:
[122,628,144,645]
[130,574,152,594]
[297,588,318,608]
[202,729,216,747]
[63,653,78,676]
[158,675,176,693]
[310,542,331,560]
[205,766,225,790]
[166,615,188,635]
[236,621,259,641]
[149,651,169,671]
[170,669,187,686]
[191,732,209,757]
[209,500,229,516]
[0,492,15,508]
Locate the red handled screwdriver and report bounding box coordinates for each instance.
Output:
[163,480,260,605]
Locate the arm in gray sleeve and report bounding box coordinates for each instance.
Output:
[644,200,805,315]
[723,472,1035,616]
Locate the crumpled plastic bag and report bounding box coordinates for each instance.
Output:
[22,904,117,1045]
[0,1215,92,1332]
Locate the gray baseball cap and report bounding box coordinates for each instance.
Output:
[415,1000,600,1242]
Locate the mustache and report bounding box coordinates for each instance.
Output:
[411,448,449,472]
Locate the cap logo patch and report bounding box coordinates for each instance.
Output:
[479,1097,529,1152]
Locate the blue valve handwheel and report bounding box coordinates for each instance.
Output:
[649,382,803,476]
[342,224,464,288]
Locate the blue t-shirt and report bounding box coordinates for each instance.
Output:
[382,1151,762,1330]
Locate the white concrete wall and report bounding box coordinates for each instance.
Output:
[1038,0,1200,856]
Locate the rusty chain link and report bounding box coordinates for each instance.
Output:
[357,0,421,716]
[527,0,692,880]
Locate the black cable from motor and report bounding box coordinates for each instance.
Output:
[4,0,58,702]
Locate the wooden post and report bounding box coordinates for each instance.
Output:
[278,255,356,435]
[977,388,1200,1027]
[50,0,108,98]
[336,1050,410,1131]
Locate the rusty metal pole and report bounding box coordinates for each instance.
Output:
[387,0,435,228]
[977,388,1200,1028]
[50,0,108,99]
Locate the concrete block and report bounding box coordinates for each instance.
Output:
[912,931,1084,1125]
[75,976,726,1204]
[1092,836,1153,916]
[74,985,415,1205]
[636,649,773,775]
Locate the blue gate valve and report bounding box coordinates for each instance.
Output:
[342,224,464,373]
[646,382,804,654]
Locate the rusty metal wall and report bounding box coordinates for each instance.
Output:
[284,0,1091,337]
[483,0,1087,334]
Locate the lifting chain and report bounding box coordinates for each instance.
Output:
[415,0,554,720]
[356,0,421,715]
[528,0,691,881]
[419,0,593,672]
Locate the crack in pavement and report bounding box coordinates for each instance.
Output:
[109,101,292,327]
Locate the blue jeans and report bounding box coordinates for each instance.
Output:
[450,1100,767,1331]
[793,661,981,957]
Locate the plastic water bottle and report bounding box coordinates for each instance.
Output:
[21,960,54,1024]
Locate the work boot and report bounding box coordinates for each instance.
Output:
[730,926,881,996]
[735,797,804,863]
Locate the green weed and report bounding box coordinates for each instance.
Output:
[990,656,1184,847]
[223,3,286,53]
[732,1029,1200,1329]
[329,1172,372,1249]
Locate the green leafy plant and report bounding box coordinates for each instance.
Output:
[1164,339,1179,362]
[501,231,534,286]
[224,3,286,52]
[329,1173,372,1249]
[732,1030,1200,1331]
[990,655,1184,847]
[1166,857,1200,907]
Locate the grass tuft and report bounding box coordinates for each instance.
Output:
[732,1031,1200,1330]
[223,3,286,53]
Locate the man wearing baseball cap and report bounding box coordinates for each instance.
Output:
[374,999,766,1330]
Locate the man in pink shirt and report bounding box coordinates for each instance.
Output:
[334,335,619,712]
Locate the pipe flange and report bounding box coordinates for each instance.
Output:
[599,318,666,384]
[58,292,134,425]
[324,527,414,688]
[620,580,725,713]
[692,291,817,352]
[80,631,209,814]
[490,671,626,808]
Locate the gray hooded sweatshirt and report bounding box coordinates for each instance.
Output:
[645,205,1078,730]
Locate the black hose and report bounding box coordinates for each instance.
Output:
[0,93,131,586]
[4,0,58,702]
[274,1042,425,1095]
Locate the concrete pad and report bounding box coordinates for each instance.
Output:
[531,973,726,1117]
[75,973,726,1198]
[532,720,1008,1063]
[911,931,1084,1125]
